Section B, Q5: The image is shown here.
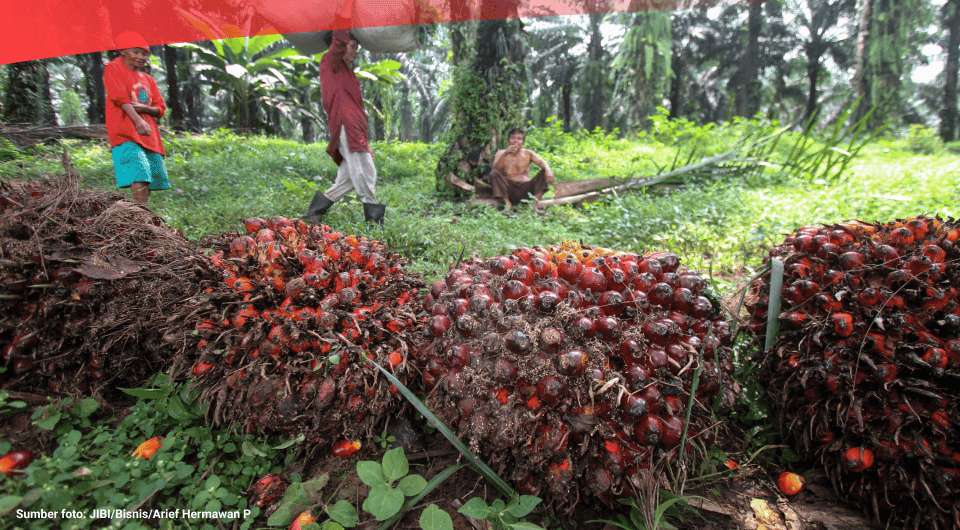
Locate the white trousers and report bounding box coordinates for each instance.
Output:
[325,127,378,204]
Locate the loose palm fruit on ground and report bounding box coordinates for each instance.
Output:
[0,450,34,477]
[248,473,288,508]
[752,216,960,530]
[176,217,424,450]
[416,241,738,513]
[132,437,164,460]
[777,471,804,496]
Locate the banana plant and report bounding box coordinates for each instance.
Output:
[172,35,306,132]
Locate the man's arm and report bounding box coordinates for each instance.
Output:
[528,150,555,182]
[491,149,506,172]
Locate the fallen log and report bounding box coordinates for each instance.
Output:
[0,124,109,147]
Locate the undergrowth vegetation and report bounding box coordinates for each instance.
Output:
[2,116,957,284]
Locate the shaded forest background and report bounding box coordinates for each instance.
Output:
[1,0,958,152]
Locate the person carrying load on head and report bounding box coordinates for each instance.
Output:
[486,127,555,212]
[301,5,386,226]
[104,31,170,205]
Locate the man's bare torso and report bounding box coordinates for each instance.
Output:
[493,149,535,182]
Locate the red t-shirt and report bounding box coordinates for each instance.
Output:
[321,29,370,166]
[104,57,166,155]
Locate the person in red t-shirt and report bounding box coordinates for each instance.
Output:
[104,31,170,204]
[301,28,386,226]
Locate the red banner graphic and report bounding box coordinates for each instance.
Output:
[0,0,714,65]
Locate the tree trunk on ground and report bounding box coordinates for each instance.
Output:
[737,0,764,117]
[434,0,526,192]
[3,60,58,126]
[942,0,960,142]
[76,52,106,125]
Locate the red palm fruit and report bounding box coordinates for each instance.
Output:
[535,290,562,312]
[528,257,552,279]
[777,472,805,496]
[192,359,216,376]
[678,272,705,292]
[492,358,518,382]
[577,267,607,292]
[510,265,535,286]
[595,317,622,342]
[537,376,567,404]
[932,410,952,431]
[793,234,816,253]
[945,340,960,362]
[539,327,564,353]
[450,298,469,318]
[831,313,854,337]
[888,226,915,247]
[816,242,839,260]
[794,280,821,299]
[545,459,573,494]
[500,279,529,300]
[597,290,626,316]
[0,450,34,477]
[555,350,588,377]
[665,343,686,367]
[244,217,270,234]
[229,235,256,257]
[504,330,532,354]
[872,364,897,383]
[248,473,288,508]
[650,252,680,273]
[622,394,650,422]
[331,439,361,457]
[876,440,900,462]
[637,258,663,281]
[557,255,583,284]
[828,229,855,246]
[841,447,875,472]
[672,288,695,313]
[536,423,570,455]
[634,415,663,446]
[428,315,451,337]
[821,269,843,288]
[691,297,713,319]
[627,290,651,314]
[838,251,865,271]
[922,348,948,369]
[631,272,657,293]
[619,339,643,365]
[644,348,668,372]
[640,319,673,346]
[641,385,665,414]
[605,267,630,291]
[782,286,804,304]
[780,312,809,330]
[646,283,674,309]
[906,255,932,276]
[623,365,650,392]
[659,415,683,448]
[488,256,514,276]
[586,465,613,496]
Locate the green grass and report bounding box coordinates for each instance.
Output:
[2,125,959,285]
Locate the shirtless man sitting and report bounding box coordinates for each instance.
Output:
[488,127,555,211]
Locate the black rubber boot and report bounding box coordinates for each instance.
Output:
[363,202,386,226]
[301,192,334,223]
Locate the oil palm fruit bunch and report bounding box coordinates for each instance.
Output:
[416,241,738,511]
[0,176,209,395]
[178,216,423,448]
[752,216,960,530]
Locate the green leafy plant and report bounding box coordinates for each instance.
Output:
[904,124,944,155]
[590,493,702,530]
[0,373,297,530]
[457,496,544,530]
[357,447,428,521]
[372,429,396,449]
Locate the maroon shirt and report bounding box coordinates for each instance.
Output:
[321,29,370,166]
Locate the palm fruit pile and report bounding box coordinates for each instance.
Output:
[416,241,738,511]
[174,216,424,447]
[0,173,212,395]
[750,216,960,530]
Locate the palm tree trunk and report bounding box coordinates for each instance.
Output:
[942,0,960,142]
[162,45,186,130]
[3,60,58,126]
[76,52,106,124]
